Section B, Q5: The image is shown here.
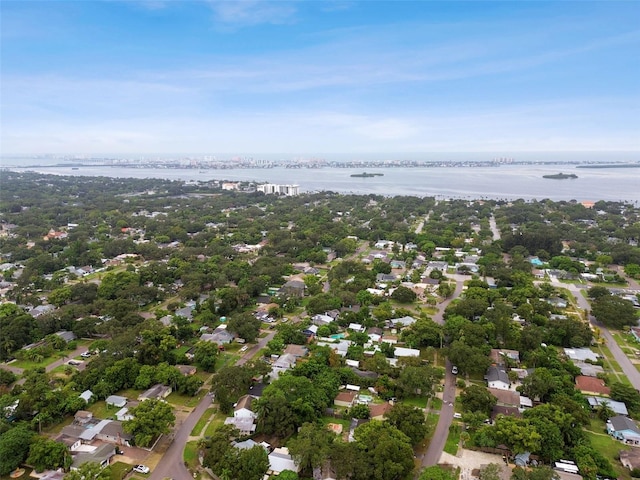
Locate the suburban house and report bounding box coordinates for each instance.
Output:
[283,344,308,358]
[74,411,93,425]
[233,395,257,420]
[115,407,134,421]
[312,314,334,326]
[485,366,510,390]
[587,396,628,416]
[79,390,94,403]
[575,376,610,396]
[96,420,133,446]
[389,316,416,328]
[334,391,357,408]
[105,395,127,408]
[607,416,640,444]
[564,347,599,363]
[70,443,115,470]
[574,361,605,377]
[278,280,306,297]
[138,383,172,401]
[268,447,300,475]
[488,388,520,408]
[369,402,392,420]
[489,349,520,366]
[200,326,235,345]
[176,365,197,376]
[270,353,297,379]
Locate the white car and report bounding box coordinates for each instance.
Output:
[133,465,150,474]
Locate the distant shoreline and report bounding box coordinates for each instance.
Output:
[576,164,640,169]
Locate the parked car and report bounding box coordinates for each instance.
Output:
[451,365,458,375]
[133,465,150,474]
[80,352,91,358]
[67,360,81,366]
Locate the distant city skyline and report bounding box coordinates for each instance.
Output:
[2,1,639,155]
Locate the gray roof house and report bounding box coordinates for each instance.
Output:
[71,443,115,470]
[587,397,628,416]
[389,316,416,328]
[79,390,94,403]
[279,280,306,297]
[607,416,640,444]
[105,395,127,408]
[138,383,172,401]
[485,366,510,390]
[200,327,235,344]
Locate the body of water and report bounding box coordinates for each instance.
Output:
[3,161,639,203]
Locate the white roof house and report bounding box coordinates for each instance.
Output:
[105,395,127,408]
[393,347,420,358]
[268,447,300,474]
[79,390,94,403]
[564,348,599,363]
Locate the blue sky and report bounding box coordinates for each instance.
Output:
[1,1,639,155]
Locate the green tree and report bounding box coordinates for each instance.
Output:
[479,464,503,480]
[460,385,497,416]
[352,421,414,480]
[390,286,417,303]
[349,403,370,419]
[235,445,270,480]
[27,436,71,472]
[64,462,111,480]
[227,312,262,342]
[511,466,560,480]
[591,295,638,329]
[123,399,175,447]
[610,382,640,413]
[384,403,428,445]
[0,424,35,475]
[273,471,299,480]
[194,340,219,373]
[288,422,335,474]
[418,466,458,480]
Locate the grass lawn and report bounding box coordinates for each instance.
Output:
[215,353,240,370]
[595,343,630,385]
[321,416,351,431]
[584,431,632,480]
[110,461,134,480]
[10,355,63,370]
[166,389,205,408]
[175,345,191,357]
[88,400,120,420]
[184,440,200,469]
[443,423,461,455]
[430,397,443,411]
[403,396,428,409]
[191,407,216,436]
[203,410,227,437]
[425,413,439,434]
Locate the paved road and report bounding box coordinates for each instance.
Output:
[423,364,457,467]
[489,215,501,241]
[421,277,464,468]
[563,282,640,390]
[1,345,91,385]
[149,330,276,480]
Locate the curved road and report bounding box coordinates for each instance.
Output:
[149,330,275,480]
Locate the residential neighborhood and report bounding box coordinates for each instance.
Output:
[0,173,639,480]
